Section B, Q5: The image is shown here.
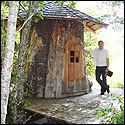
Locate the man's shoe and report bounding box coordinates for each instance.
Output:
[100,92,104,95]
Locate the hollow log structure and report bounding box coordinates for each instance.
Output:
[1,2,108,98]
[25,19,91,98]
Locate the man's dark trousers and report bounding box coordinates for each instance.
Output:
[96,66,109,93]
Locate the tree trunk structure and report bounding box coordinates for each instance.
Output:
[1,1,19,124]
[25,19,92,98]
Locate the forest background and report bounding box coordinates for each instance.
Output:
[1,1,124,124]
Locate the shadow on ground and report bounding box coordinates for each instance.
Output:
[25,86,124,124]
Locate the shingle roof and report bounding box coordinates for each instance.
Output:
[2,1,108,32]
[39,1,105,24]
[35,1,108,32]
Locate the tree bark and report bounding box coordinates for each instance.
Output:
[12,1,36,124]
[1,1,19,124]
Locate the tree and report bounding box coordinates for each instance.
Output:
[12,1,37,124]
[97,1,124,31]
[1,1,19,124]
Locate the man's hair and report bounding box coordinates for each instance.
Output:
[98,40,104,44]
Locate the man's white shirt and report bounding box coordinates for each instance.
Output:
[90,48,109,66]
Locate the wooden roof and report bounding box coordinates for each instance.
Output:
[1,1,109,33]
[33,1,109,33]
[39,2,102,23]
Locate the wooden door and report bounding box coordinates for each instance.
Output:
[64,43,84,92]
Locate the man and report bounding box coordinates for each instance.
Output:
[84,40,110,95]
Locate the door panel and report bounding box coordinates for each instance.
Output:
[75,44,84,80]
[68,44,75,81]
[64,43,84,92]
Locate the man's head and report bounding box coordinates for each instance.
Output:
[98,40,104,50]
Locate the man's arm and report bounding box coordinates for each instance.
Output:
[106,58,109,72]
[107,58,109,68]
[83,48,90,54]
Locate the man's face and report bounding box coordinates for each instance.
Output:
[98,42,104,49]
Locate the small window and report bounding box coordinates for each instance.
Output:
[70,57,74,62]
[76,51,79,63]
[70,51,79,63]
[70,51,74,56]
[70,51,75,63]
[76,57,79,62]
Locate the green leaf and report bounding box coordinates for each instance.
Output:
[24,103,28,108]
[120,104,124,111]
[118,97,123,103]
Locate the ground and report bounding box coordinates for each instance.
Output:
[26,86,124,124]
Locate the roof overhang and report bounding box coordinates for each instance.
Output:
[1,1,109,33]
[39,16,108,33]
[77,19,108,33]
[1,16,108,33]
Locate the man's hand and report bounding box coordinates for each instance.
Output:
[83,48,90,54]
[105,67,109,73]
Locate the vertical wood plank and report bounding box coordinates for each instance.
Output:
[74,42,76,92]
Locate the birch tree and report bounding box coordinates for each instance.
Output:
[1,1,19,124]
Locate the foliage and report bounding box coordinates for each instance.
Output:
[94,93,124,124]
[56,1,76,8]
[84,32,99,80]
[23,98,31,108]
[6,71,31,124]
[108,74,124,89]
[6,72,21,124]
[1,1,10,17]
[5,41,21,124]
[97,1,124,31]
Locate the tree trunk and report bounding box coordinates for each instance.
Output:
[12,1,36,124]
[1,1,19,124]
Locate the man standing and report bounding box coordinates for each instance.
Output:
[84,40,110,95]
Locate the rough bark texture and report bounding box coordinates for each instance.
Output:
[1,1,19,124]
[26,19,92,98]
[13,1,37,124]
[27,19,54,98]
[45,23,66,98]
